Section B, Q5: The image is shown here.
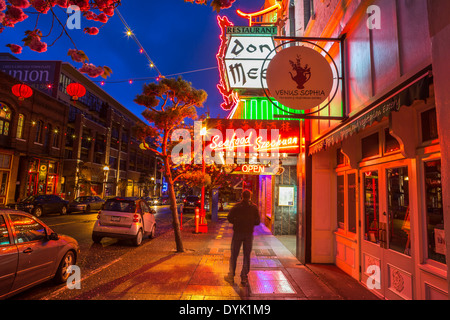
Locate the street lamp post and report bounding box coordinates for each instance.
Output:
[102,165,110,198]
[200,126,207,232]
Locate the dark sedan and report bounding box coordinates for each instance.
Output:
[8,195,69,218]
[0,210,79,299]
[68,196,105,214]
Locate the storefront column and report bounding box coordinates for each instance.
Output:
[297,121,312,264]
[427,0,450,298]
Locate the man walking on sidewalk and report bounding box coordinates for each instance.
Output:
[225,189,260,286]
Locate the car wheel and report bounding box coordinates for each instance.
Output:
[132,229,143,246]
[149,224,156,239]
[54,250,76,284]
[33,206,43,218]
[60,206,68,215]
[92,233,102,243]
[85,205,91,214]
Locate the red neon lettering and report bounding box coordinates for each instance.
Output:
[216,16,239,112]
[209,134,299,152]
[242,165,265,173]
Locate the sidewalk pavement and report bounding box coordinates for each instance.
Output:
[51,210,380,301]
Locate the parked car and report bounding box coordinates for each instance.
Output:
[183,195,201,213]
[8,195,69,218]
[0,209,79,299]
[68,196,105,214]
[92,197,156,246]
[141,196,160,206]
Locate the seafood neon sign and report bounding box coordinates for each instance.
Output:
[209,132,299,153]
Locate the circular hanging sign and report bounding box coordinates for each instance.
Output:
[266,46,334,111]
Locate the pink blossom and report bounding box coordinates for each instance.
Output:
[2,6,28,27]
[96,12,108,23]
[102,6,114,16]
[79,63,105,78]
[6,43,23,54]
[68,49,88,63]
[69,0,90,11]
[0,0,6,11]
[84,27,99,35]
[8,0,30,9]
[55,0,69,8]
[29,37,47,52]
[30,0,52,13]
[84,11,97,20]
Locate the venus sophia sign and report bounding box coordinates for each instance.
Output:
[266,46,334,111]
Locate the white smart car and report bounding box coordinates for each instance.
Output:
[92,197,156,246]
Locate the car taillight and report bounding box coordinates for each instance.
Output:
[133,214,140,223]
[197,200,201,204]
[97,211,101,219]
[183,199,186,202]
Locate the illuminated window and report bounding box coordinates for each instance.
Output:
[0,104,11,137]
[16,114,25,139]
[35,120,44,144]
[424,160,445,263]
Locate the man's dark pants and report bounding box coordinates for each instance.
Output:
[228,232,253,280]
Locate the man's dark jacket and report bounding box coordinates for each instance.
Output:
[227,200,260,234]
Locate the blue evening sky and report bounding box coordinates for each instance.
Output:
[0,0,265,120]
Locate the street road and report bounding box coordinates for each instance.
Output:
[10,204,189,300]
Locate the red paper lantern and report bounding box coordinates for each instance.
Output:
[12,84,33,101]
[66,82,86,101]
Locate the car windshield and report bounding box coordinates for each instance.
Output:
[22,196,36,202]
[103,200,136,213]
[74,196,90,202]
[186,196,199,201]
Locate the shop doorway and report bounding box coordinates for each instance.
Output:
[360,160,415,300]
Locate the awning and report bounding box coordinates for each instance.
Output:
[309,70,431,155]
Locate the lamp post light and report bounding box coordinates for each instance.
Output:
[200,126,207,224]
[102,165,110,198]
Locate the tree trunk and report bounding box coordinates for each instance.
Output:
[208,187,213,217]
[164,157,184,253]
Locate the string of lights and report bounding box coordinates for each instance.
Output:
[98,8,217,87]
[92,66,218,85]
[114,8,163,76]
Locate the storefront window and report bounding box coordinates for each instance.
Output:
[364,171,379,243]
[35,120,44,144]
[337,175,344,230]
[348,173,357,234]
[16,114,25,139]
[27,159,59,196]
[387,167,410,255]
[0,154,11,169]
[424,160,445,264]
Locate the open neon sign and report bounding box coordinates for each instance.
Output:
[209,132,299,153]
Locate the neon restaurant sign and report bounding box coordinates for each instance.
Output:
[216,5,343,121]
[204,118,301,157]
[216,15,277,112]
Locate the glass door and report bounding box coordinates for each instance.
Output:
[0,171,9,205]
[360,160,415,300]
